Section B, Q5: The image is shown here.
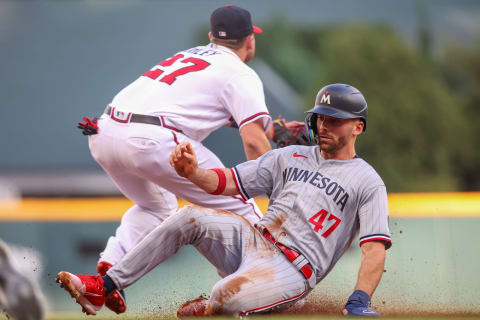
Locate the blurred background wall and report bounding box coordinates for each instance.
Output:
[1,0,480,195]
[0,0,479,318]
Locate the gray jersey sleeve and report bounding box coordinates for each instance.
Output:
[358,185,392,249]
[232,150,278,199]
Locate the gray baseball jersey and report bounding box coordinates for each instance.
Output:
[232,145,392,284]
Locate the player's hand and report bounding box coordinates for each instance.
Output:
[272,115,310,148]
[169,142,198,178]
[77,116,99,135]
[283,120,305,129]
[343,290,379,317]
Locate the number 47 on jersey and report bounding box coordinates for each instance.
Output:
[308,209,342,238]
[143,54,210,85]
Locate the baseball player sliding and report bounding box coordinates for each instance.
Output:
[57,84,391,317]
[75,4,306,314]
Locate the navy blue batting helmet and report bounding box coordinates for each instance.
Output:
[305,84,367,144]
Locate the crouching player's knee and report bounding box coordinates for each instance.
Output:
[174,205,208,225]
[177,204,209,217]
[206,277,247,316]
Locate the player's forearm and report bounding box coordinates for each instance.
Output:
[243,137,271,160]
[354,241,386,297]
[188,167,239,196]
[240,120,272,160]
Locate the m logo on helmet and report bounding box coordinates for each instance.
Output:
[320,92,331,105]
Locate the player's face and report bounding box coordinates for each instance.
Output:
[316,114,362,156]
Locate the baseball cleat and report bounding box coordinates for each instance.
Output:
[97,261,127,314]
[56,271,106,315]
[105,289,126,314]
[96,261,113,277]
[0,240,45,320]
[177,295,209,318]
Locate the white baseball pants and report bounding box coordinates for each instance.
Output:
[107,205,309,316]
[88,117,262,265]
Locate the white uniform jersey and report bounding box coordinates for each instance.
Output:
[232,145,392,284]
[91,43,268,266]
[110,43,271,141]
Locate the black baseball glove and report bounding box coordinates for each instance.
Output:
[77,116,99,135]
[272,116,310,148]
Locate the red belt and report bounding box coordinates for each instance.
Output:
[104,105,183,133]
[262,229,315,288]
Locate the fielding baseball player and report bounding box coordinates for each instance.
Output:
[58,84,391,317]
[75,4,308,314]
[0,239,45,320]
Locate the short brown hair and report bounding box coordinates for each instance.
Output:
[211,36,248,50]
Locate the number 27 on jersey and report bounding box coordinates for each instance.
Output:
[143,54,210,85]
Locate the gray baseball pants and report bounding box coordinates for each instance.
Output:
[107,205,308,316]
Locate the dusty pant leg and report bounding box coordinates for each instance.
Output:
[191,207,258,277]
[207,233,308,317]
[107,205,252,290]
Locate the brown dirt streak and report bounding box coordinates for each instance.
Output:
[210,267,277,315]
[190,205,260,236]
[263,211,288,235]
[209,276,252,315]
[204,206,258,230]
[248,230,277,259]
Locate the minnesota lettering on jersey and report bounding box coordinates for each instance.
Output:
[282,167,349,211]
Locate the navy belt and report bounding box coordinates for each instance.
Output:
[104,105,183,133]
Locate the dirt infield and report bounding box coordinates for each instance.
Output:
[39,297,480,320]
[41,314,480,320]
[283,295,480,318]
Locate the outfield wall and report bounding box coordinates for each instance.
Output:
[0,193,479,316]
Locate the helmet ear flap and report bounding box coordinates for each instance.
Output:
[305,113,318,145]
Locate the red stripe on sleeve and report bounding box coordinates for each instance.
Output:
[360,237,392,249]
[238,112,270,127]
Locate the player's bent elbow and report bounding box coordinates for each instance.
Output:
[242,138,270,160]
[360,240,387,252]
[242,138,259,152]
